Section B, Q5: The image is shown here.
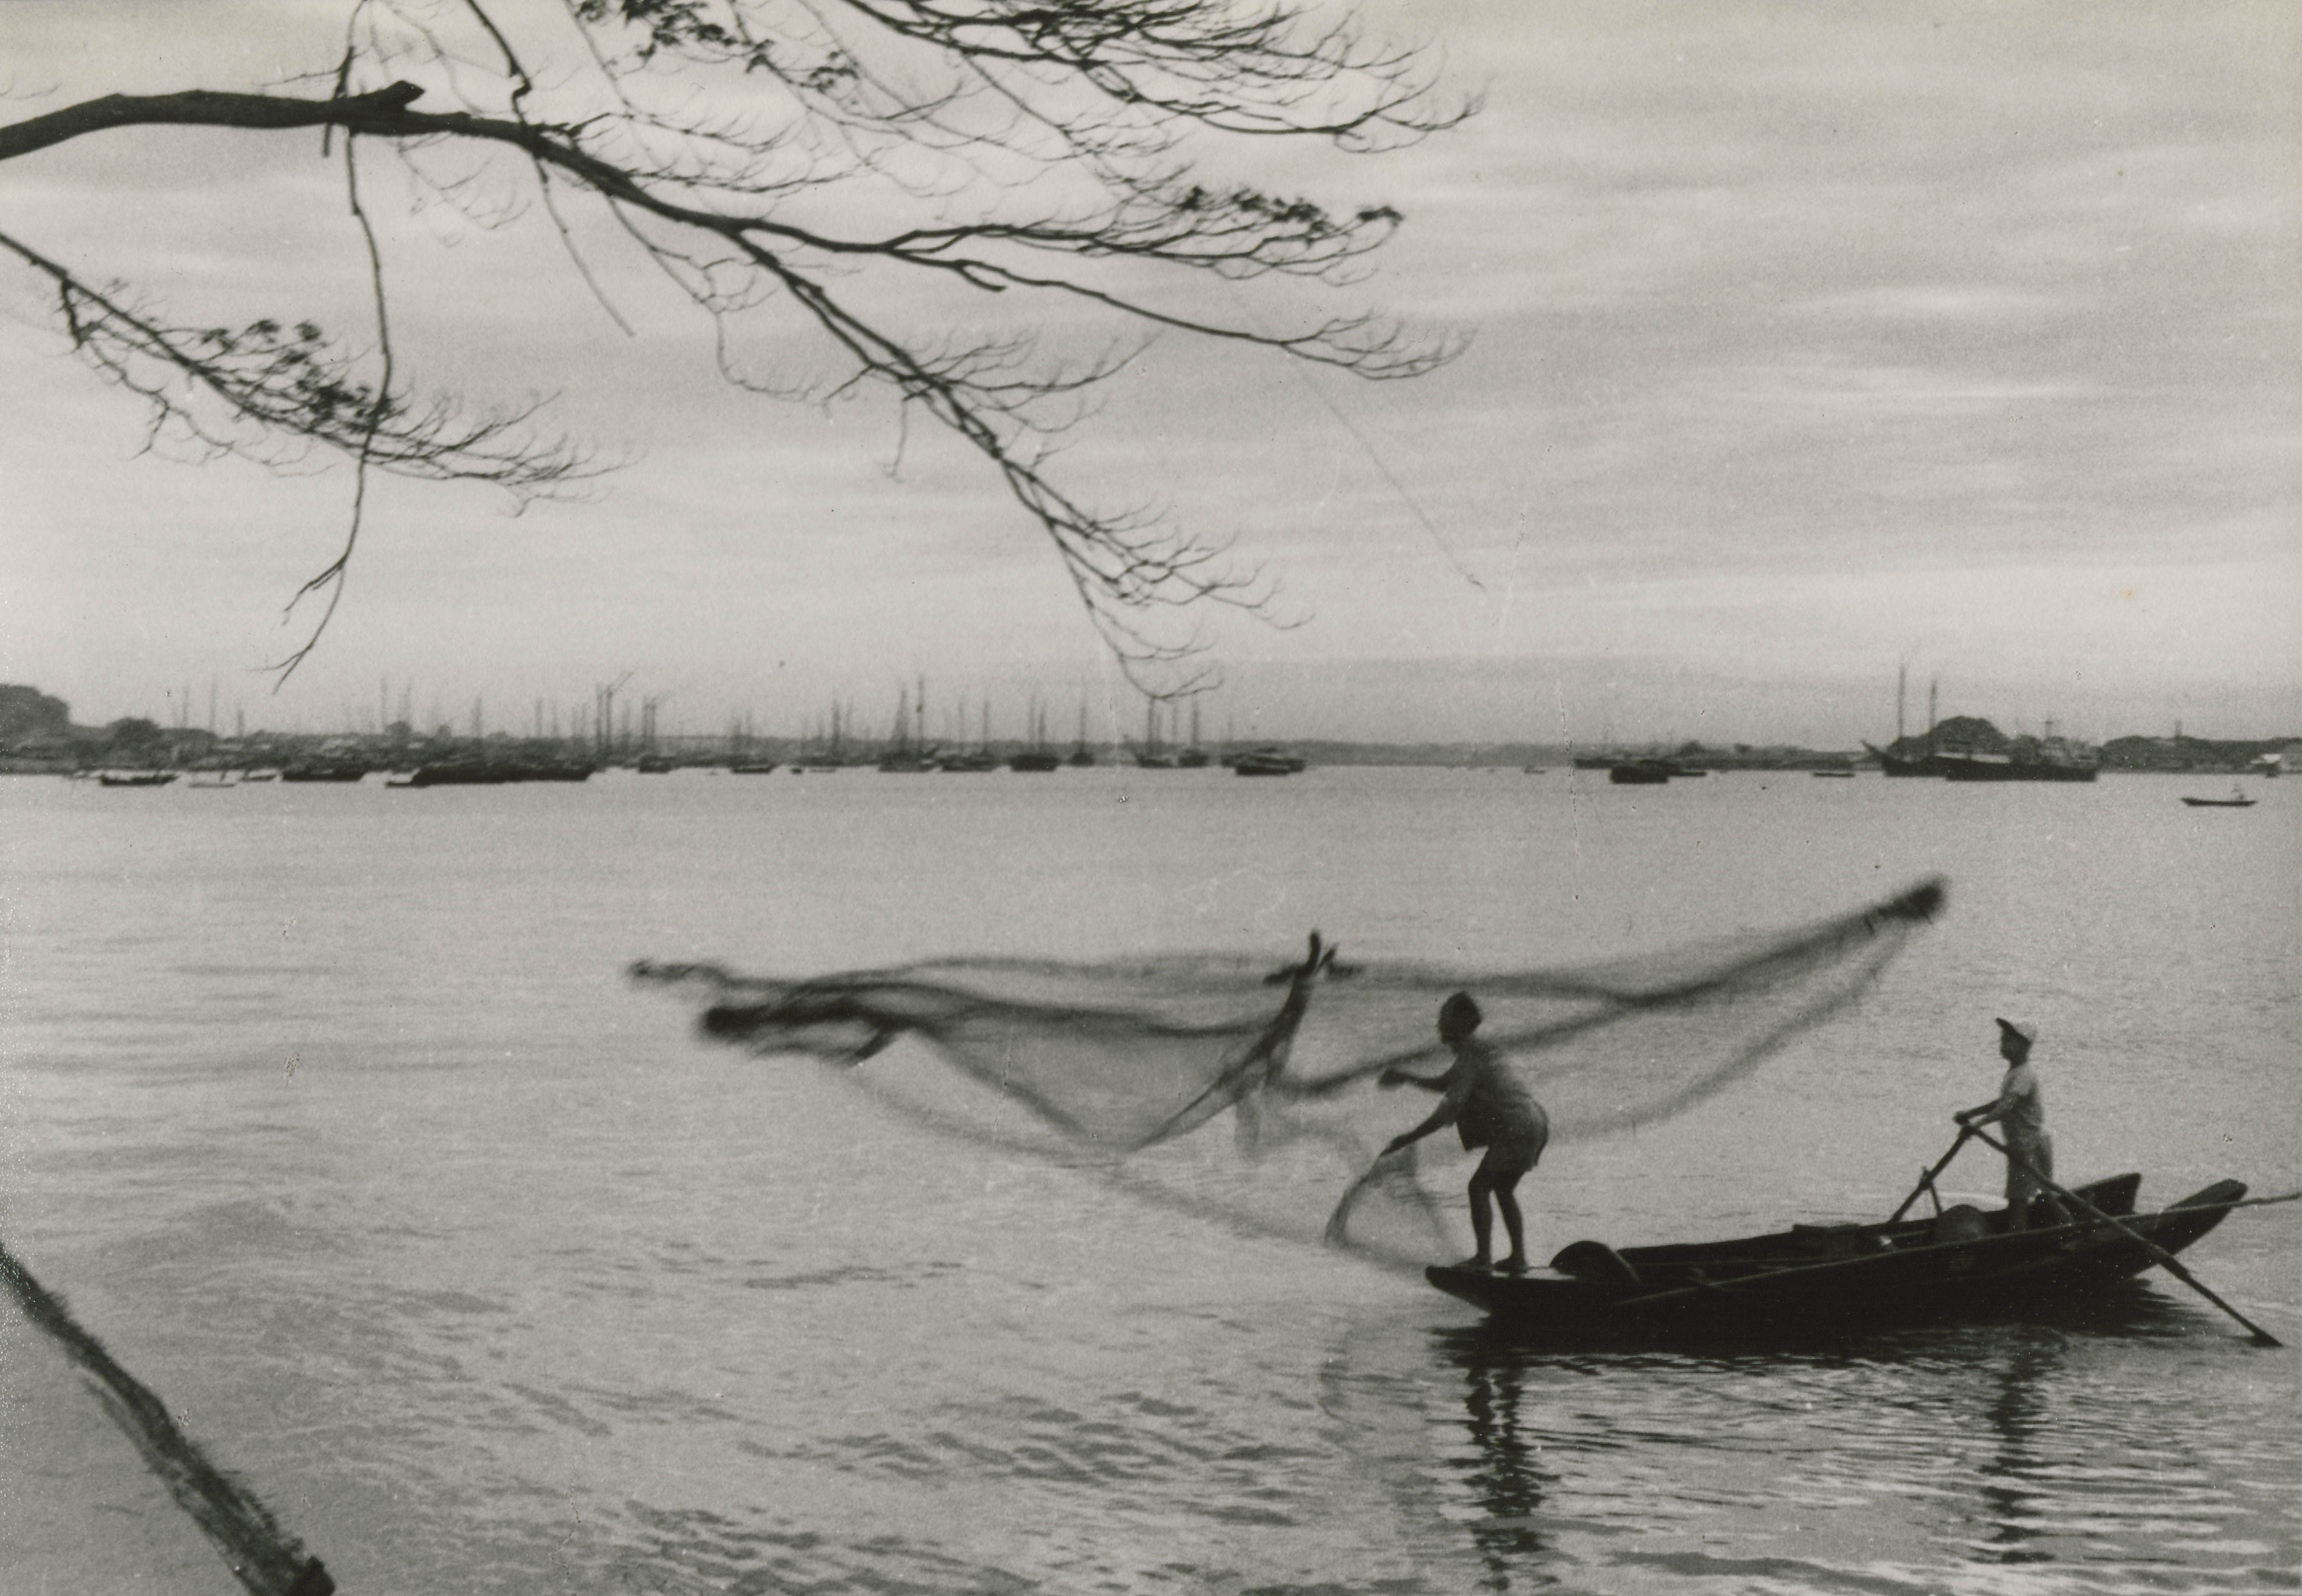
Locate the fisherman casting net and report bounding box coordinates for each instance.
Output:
[635,878,1946,1266]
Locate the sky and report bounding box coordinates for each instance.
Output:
[1,0,2296,747]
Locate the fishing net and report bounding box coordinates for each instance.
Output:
[634,878,1945,1266]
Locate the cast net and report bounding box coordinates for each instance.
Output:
[634,878,1945,1266]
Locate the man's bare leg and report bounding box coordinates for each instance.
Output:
[1493,1173,1528,1272]
[1464,1179,1495,1269]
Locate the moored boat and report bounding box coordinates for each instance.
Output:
[1607,760,1671,785]
[1869,669,1956,775]
[1426,1172,2254,1338]
[1231,747,1303,776]
[392,761,510,786]
[1175,702,1211,766]
[97,770,177,787]
[2181,786,2256,809]
[1008,700,1061,770]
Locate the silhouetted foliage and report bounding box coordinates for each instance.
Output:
[0,684,73,741]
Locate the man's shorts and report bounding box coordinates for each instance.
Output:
[1475,1119,1548,1181]
[2005,1132,2054,1208]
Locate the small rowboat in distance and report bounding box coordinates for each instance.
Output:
[2181,787,2256,808]
[1427,1172,2255,1339]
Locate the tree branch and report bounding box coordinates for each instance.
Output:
[1,0,1466,685]
[0,81,427,163]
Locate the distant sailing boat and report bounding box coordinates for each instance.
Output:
[940,699,998,772]
[1176,701,1211,767]
[1011,700,1061,771]
[1135,696,1175,768]
[879,678,936,771]
[1067,702,1097,767]
[1867,668,1952,776]
[798,701,847,770]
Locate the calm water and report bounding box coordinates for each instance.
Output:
[1,765,2296,1595]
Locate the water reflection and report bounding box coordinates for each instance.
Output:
[1449,1334,1561,1591]
[1972,1323,2066,1564]
[1411,1283,2226,1595]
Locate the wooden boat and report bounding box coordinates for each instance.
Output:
[97,771,177,787]
[2182,788,2255,808]
[1427,1172,2250,1335]
[1607,760,1671,785]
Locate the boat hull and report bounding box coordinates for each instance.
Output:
[1426,1175,2245,1338]
[1231,750,1303,776]
[1938,755,2099,782]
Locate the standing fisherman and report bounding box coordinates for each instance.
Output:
[1956,1018,2065,1229]
[1380,992,1549,1272]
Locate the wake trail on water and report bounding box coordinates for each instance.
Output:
[634,878,1946,1264]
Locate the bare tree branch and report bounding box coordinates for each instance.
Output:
[0,0,1468,687]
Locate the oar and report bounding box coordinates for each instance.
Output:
[1888,1126,1975,1222]
[1964,1125,2284,1349]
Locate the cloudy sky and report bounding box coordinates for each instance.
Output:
[2,0,2295,746]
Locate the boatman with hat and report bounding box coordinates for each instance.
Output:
[1956,1018,2064,1229]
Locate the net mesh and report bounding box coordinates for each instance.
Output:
[634,878,1944,1265]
